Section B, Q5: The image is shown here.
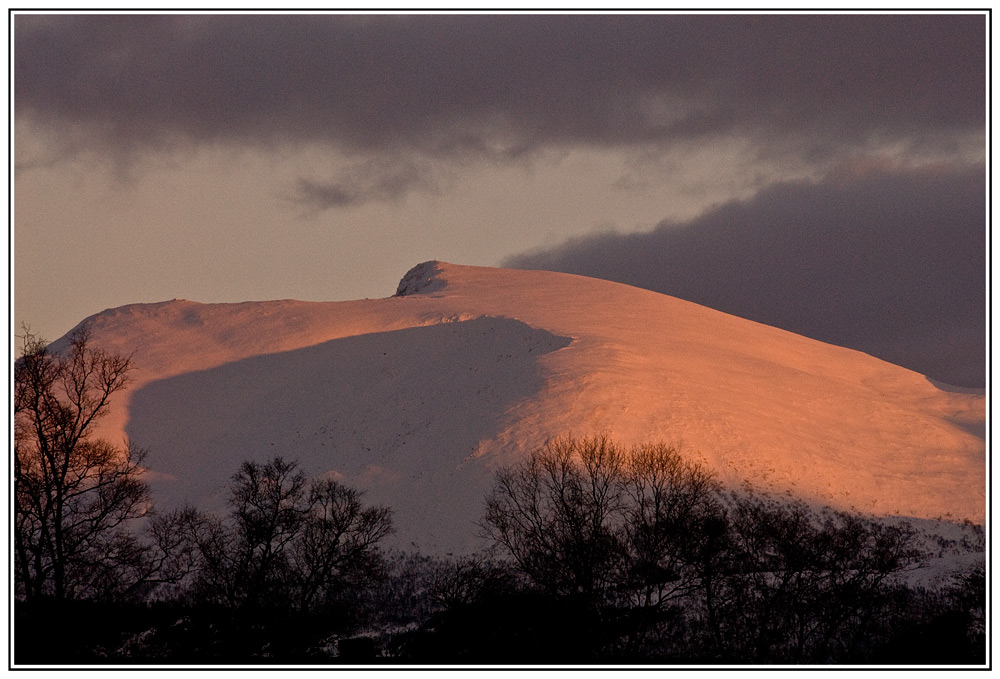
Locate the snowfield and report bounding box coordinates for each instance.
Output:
[56,261,986,553]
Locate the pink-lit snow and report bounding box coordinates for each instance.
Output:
[56,261,985,553]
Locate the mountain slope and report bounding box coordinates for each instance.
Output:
[59,261,985,552]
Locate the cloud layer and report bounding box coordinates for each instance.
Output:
[507,164,985,388]
[16,14,984,161]
[15,14,986,387]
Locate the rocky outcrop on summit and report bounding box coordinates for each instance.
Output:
[394,261,448,297]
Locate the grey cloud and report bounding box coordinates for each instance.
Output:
[14,13,985,161]
[505,163,986,388]
[293,179,368,210]
[292,159,437,209]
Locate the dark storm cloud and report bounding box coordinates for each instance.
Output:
[15,13,985,159]
[506,164,986,388]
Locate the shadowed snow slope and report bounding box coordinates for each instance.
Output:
[58,261,985,553]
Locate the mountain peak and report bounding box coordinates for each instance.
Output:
[54,262,985,553]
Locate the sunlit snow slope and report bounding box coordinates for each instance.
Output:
[59,262,985,553]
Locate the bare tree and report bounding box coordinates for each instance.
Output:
[186,456,393,613]
[482,436,722,605]
[186,457,308,609]
[14,327,153,601]
[618,443,722,607]
[481,435,627,602]
[696,492,924,663]
[481,435,726,658]
[290,478,394,612]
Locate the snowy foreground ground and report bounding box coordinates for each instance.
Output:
[59,261,985,556]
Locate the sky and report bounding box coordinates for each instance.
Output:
[13,11,987,387]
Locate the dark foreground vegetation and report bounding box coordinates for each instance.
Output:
[14,330,986,665]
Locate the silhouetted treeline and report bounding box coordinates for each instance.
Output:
[12,332,984,665]
[15,442,985,665]
[15,453,394,664]
[393,437,985,665]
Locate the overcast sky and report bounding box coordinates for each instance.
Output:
[13,12,986,386]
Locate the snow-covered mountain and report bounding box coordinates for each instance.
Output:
[58,261,985,553]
